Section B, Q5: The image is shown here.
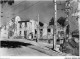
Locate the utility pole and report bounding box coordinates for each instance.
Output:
[53,0,57,50]
[36,14,39,42]
[65,0,71,38]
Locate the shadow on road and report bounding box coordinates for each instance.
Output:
[0,41,33,48]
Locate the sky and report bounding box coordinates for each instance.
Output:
[0,0,78,32]
[0,4,1,27]
[13,1,66,24]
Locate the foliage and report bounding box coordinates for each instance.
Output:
[39,21,44,27]
[57,17,66,27]
[49,17,54,26]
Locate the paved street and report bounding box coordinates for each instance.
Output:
[0,46,48,56]
[0,38,72,56]
[0,38,48,56]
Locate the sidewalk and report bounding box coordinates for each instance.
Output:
[0,38,73,56]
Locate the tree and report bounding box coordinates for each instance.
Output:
[57,17,66,27]
[0,0,14,5]
[39,21,44,27]
[66,24,70,35]
[49,17,54,26]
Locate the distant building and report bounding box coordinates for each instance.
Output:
[15,19,38,39]
[0,25,8,38]
[57,23,66,39]
[72,29,79,38]
[14,16,21,36]
[1,16,54,40]
[39,23,53,39]
[18,20,29,38]
[42,23,48,39]
[47,25,54,39]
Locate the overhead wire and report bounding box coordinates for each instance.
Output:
[17,1,40,14]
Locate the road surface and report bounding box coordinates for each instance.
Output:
[0,40,48,56]
[0,38,72,56]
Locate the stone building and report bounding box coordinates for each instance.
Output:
[15,19,38,39]
[39,24,54,39]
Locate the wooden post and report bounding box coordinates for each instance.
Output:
[36,14,39,42]
[53,0,57,50]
